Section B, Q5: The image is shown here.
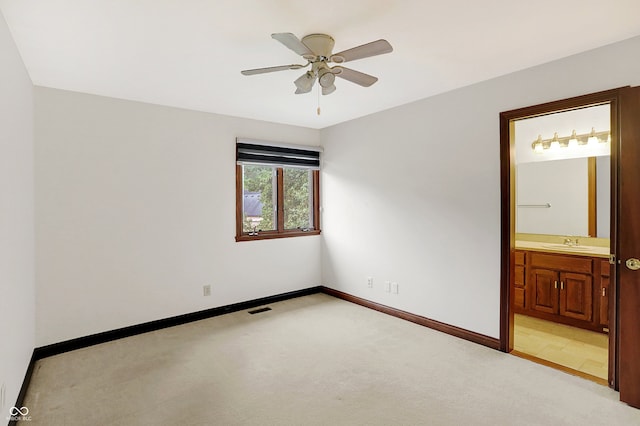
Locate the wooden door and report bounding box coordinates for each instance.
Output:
[559,272,592,322]
[618,86,640,408]
[531,269,558,314]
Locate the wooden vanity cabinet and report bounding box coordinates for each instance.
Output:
[514,249,606,333]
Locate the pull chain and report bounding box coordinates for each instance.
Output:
[317,84,321,115]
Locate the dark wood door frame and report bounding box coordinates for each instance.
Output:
[499,88,625,389]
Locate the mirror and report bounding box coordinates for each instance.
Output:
[514,104,610,238]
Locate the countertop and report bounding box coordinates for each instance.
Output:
[515,240,610,258]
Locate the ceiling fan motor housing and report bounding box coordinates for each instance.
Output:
[301,34,335,60]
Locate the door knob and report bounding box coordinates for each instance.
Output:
[626,258,640,271]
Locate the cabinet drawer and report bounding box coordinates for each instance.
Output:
[515,266,525,286]
[529,253,592,274]
[515,251,526,266]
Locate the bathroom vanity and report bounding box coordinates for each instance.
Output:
[514,241,610,334]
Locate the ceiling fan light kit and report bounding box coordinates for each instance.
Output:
[294,71,316,94]
[241,32,393,96]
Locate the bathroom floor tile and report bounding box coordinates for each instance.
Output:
[514,314,608,381]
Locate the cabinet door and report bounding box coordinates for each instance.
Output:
[600,260,610,328]
[600,275,610,327]
[559,272,593,322]
[531,268,559,314]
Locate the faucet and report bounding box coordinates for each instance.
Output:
[563,237,579,246]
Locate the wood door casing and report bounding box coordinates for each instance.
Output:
[500,86,628,389]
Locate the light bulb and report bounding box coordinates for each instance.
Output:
[568,130,578,148]
[532,135,544,153]
[587,127,599,146]
[550,132,560,150]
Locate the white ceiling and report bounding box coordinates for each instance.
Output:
[2,1,640,129]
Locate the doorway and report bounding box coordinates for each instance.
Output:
[499,87,640,408]
[510,104,611,384]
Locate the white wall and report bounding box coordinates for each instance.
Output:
[320,36,640,339]
[0,10,35,413]
[35,88,321,346]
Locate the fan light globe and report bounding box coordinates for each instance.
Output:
[318,69,335,88]
[294,71,315,93]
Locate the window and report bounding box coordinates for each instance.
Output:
[236,140,321,241]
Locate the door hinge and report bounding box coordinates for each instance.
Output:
[609,254,616,265]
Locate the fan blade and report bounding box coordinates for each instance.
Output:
[272,33,314,57]
[333,67,378,87]
[241,64,306,75]
[330,39,393,63]
[322,84,336,95]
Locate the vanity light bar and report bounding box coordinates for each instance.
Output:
[531,128,610,152]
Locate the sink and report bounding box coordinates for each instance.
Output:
[540,243,593,251]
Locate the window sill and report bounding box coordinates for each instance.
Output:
[236,229,321,242]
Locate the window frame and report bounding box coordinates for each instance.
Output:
[236,165,320,242]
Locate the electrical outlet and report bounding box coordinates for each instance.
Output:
[367,277,373,288]
[392,282,399,294]
[203,285,211,296]
[385,281,391,292]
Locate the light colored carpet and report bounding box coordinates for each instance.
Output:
[22,293,640,425]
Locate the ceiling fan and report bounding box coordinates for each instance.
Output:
[241,33,393,95]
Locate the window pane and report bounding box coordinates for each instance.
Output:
[283,167,313,230]
[242,165,276,232]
